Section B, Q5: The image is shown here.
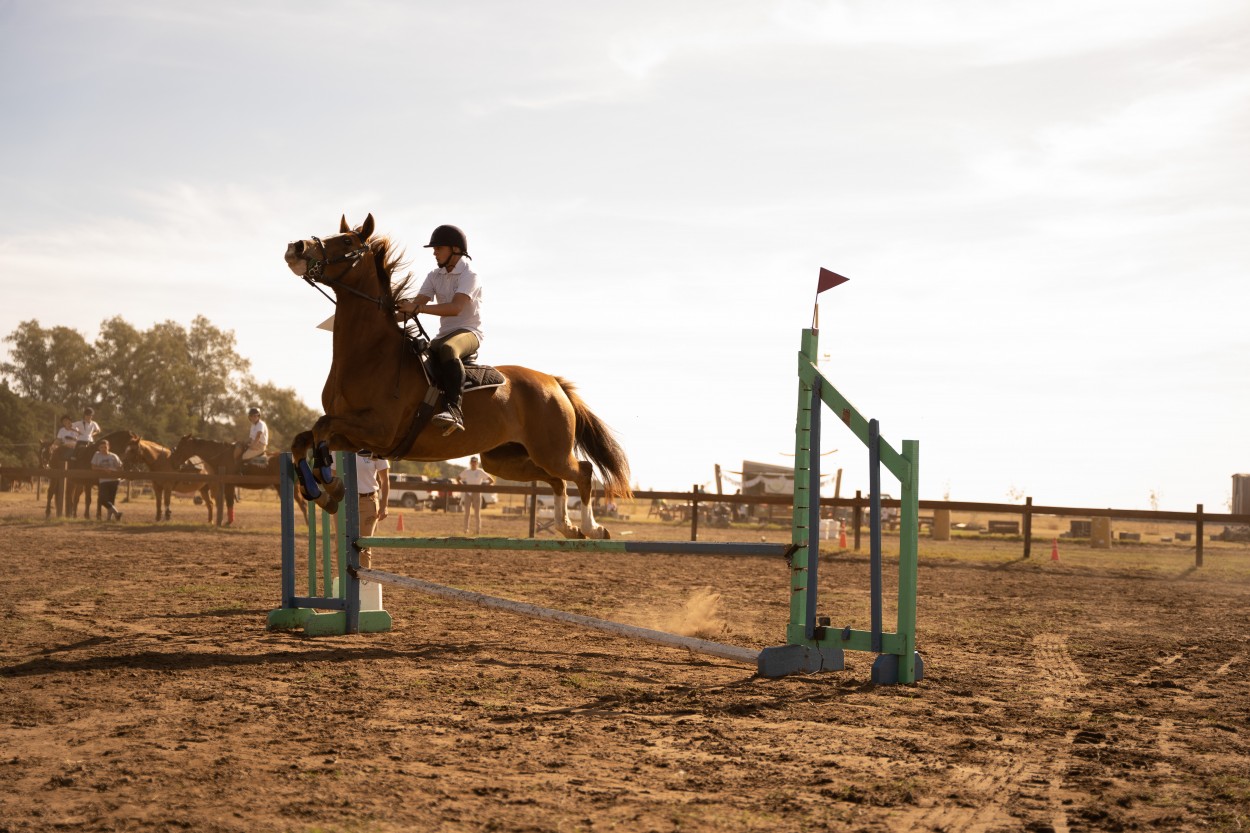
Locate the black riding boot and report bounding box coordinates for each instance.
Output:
[431,357,466,434]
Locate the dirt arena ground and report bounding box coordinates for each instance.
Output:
[2,489,1248,832]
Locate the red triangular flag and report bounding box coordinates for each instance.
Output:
[817,267,850,294]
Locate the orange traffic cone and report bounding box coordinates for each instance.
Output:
[396,513,405,532]
[839,525,848,549]
[1051,539,1059,562]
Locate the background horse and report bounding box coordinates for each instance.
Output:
[169,436,297,525]
[123,438,215,522]
[283,213,630,539]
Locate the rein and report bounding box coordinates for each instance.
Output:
[301,235,390,309]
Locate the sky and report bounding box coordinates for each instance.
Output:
[2,1,1248,512]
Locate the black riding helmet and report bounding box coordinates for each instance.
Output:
[424,225,470,259]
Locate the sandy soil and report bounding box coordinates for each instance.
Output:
[1,490,1248,833]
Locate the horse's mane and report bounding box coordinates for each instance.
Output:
[368,234,419,336]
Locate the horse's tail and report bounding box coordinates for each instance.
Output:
[557,377,633,500]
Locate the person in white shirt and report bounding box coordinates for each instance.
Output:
[395,224,482,435]
[52,415,80,466]
[354,453,390,567]
[72,407,100,444]
[459,455,494,535]
[56,415,79,450]
[234,407,269,467]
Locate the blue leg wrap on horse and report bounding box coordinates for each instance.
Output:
[296,459,322,500]
[313,441,333,483]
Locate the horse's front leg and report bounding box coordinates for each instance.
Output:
[291,429,337,513]
[300,413,397,514]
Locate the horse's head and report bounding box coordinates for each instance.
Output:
[38,440,54,468]
[286,214,375,285]
[121,436,149,468]
[170,434,196,468]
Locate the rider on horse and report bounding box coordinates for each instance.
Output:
[233,406,269,469]
[395,224,483,435]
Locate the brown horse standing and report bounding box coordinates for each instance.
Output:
[169,436,296,525]
[283,214,630,539]
[123,438,216,522]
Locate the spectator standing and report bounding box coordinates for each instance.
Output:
[459,455,494,535]
[73,407,101,444]
[92,439,124,521]
[354,453,390,568]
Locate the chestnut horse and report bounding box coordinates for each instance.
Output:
[123,438,215,522]
[283,213,630,539]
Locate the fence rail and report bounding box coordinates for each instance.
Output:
[4,465,1247,564]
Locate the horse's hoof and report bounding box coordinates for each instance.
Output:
[326,478,345,503]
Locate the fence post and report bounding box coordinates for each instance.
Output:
[527,481,537,538]
[1023,496,1033,558]
[690,485,701,542]
[853,489,863,551]
[1196,503,1204,568]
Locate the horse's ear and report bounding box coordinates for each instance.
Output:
[360,213,375,241]
[340,215,351,233]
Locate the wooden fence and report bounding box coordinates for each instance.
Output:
[5,467,1249,565]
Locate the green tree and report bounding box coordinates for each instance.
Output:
[0,381,47,466]
[3,315,320,454]
[0,320,95,408]
[184,315,250,432]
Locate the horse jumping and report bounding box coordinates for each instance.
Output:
[283,213,630,540]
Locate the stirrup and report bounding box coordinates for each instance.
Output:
[432,407,464,436]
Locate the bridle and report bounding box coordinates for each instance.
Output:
[299,235,389,309]
[296,231,431,399]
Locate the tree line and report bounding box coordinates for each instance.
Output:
[0,316,319,467]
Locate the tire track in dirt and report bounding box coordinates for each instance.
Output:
[15,599,174,639]
[893,634,1088,832]
[1132,647,1246,778]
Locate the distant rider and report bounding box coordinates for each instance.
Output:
[395,224,483,434]
[233,407,269,468]
[73,407,101,444]
[54,415,79,464]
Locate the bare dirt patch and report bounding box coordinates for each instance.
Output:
[2,492,1248,832]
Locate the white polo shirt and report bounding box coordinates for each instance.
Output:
[417,258,482,341]
[459,467,491,486]
[355,455,390,495]
[73,419,100,443]
[248,419,269,451]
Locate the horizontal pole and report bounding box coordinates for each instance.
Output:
[356,568,759,666]
[357,536,792,557]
